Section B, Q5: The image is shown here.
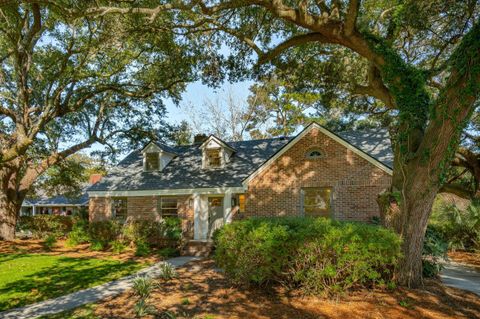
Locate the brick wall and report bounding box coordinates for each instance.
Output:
[89,195,194,240]
[245,127,392,222]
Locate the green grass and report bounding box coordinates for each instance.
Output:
[0,254,144,311]
[38,304,99,319]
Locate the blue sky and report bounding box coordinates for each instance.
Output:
[163,80,252,124]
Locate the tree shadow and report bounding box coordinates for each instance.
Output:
[0,254,140,311]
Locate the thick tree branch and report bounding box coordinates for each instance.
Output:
[344,0,360,36]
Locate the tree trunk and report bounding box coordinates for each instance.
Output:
[0,167,24,241]
[0,192,21,241]
[380,161,439,287]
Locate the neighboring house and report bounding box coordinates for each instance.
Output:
[88,123,393,244]
[21,193,89,216]
[21,175,102,216]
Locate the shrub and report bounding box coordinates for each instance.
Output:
[135,239,151,257]
[132,276,155,299]
[422,226,448,278]
[17,215,73,238]
[89,240,105,251]
[430,199,480,251]
[111,240,127,254]
[158,247,179,258]
[122,218,182,248]
[88,220,121,248]
[66,219,90,247]
[158,262,177,280]
[214,217,402,295]
[43,234,57,251]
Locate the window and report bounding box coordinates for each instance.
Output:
[158,197,178,217]
[306,149,324,159]
[206,148,221,168]
[112,198,127,221]
[145,152,159,171]
[302,187,331,217]
[238,194,246,213]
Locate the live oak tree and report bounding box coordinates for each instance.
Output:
[100,0,480,287]
[0,2,200,239]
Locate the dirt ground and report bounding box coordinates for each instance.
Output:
[449,251,480,269]
[90,259,480,319]
[0,238,163,263]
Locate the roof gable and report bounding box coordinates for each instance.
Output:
[199,135,236,152]
[242,123,393,186]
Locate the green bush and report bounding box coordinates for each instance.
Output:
[111,240,127,254]
[422,226,448,278]
[158,247,179,258]
[132,276,155,299]
[89,240,105,251]
[43,234,57,251]
[214,217,402,295]
[135,239,151,257]
[17,215,73,238]
[430,199,480,251]
[122,218,181,247]
[88,220,121,248]
[66,219,90,247]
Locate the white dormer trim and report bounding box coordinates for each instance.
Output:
[200,135,236,169]
[142,142,176,172]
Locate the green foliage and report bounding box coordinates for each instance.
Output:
[132,276,155,300]
[43,235,57,251]
[430,199,480,251]
[158,263,178,281]
[122,218,182,248]
[422,226,448,278]
[214,217,402,295]
[158,247,179,258]
[134,299,156,317]
[88,220,122,249]
[111,240,127,254]
[66,219,90,247]
[135,240,151,257]
[89,241,105,252]
[17,215,73,239]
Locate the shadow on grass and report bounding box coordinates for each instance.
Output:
[0,254,141,312]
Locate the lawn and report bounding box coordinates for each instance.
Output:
[0,253,144,311]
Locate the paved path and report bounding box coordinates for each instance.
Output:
[440,261,480,296]
[0,256,199,319]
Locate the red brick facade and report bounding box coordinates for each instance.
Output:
[89,126,392,237]
[243,127,391,221]
[89,195,194,240]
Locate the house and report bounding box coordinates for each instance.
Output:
[20,193,89,216]
[21,175,102,216]
[88,123,393,243]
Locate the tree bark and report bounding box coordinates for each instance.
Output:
[0,168,24,240]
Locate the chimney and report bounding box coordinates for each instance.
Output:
[89,174,103,185]
[193,134,208,145]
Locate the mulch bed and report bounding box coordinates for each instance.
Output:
[448,251,480,269]
[91,259,480,319]
[0,238,162,264]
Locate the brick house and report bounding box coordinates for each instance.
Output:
[88,123,393,242]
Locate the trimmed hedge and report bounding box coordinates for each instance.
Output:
[214,217,402,295]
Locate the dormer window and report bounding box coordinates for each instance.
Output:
[199,135,236,169]
[145,152,160,171]
[142,141,177,172]
[206,148,221,168]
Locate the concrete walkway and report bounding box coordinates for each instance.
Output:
[0,256,199,319]
[440,261,480,296]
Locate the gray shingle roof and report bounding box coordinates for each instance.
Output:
[24,192,89,206]
[89,128,393,192]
